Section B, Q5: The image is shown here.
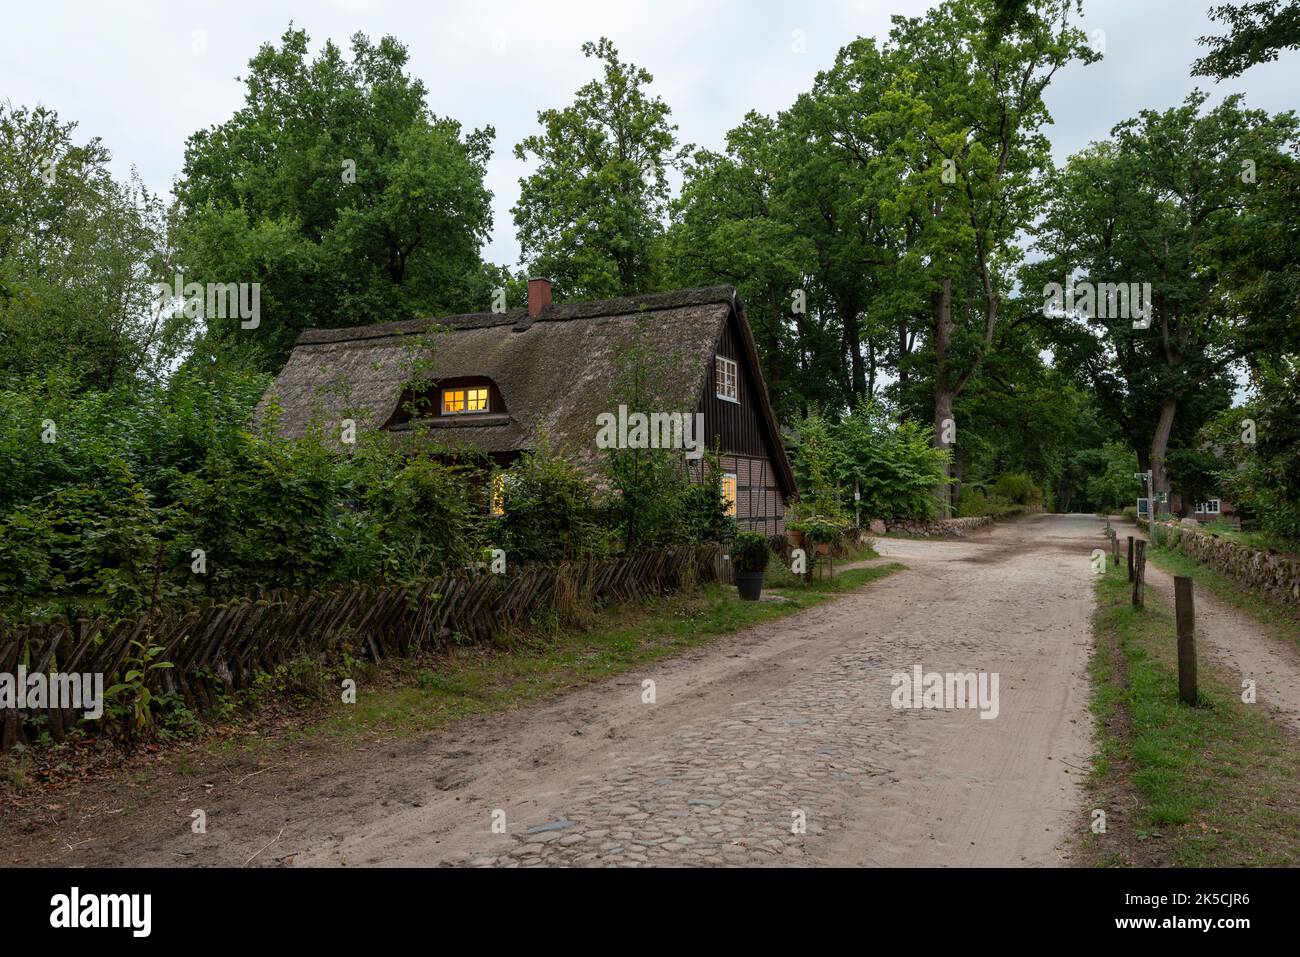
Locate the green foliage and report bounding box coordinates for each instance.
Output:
[990,472,1043,507]
[0,460,165,615]
[1036,91,1296,497]
[599,323,701,550]
[513,38,688,299]
[731,531,771,574]
[0,104,181,390]
[364,453,482,581]
[1193,1,1300,79]
[831,407,951,522]
[1087,442,1141,514]
[789,411,844,521]
[174,27,500,370]
[496,440,607,563]
[803,519,842,545]
[1194,365,1300,548]
[789,406,949,524]
[679,454,738,546]
[102,638,174,741]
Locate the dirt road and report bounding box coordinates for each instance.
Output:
[30,512,1104,868]
[1142,553,1300,735]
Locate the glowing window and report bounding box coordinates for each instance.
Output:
[443,387,489,414]
[721,473,737,516]
[491,473,506,516]
[715,356,738,402]
[1194,499,1221,515]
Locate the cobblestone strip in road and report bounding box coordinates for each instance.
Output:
[446,645,899,867]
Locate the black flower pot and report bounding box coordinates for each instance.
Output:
[735,570,765,601]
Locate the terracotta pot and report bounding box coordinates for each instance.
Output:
[787,530,805,548]
[813,541,830,556]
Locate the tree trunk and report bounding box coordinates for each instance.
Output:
[1150,394,1178,518]
[843,296,866,408]
[932,278,955,519]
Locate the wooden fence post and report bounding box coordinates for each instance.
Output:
[1126,536,1135,582]
[1110,528,1119,567]
[1132,540,1146,608]
[1175,575,1197,705]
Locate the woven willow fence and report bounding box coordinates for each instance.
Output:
[0,544,721,746]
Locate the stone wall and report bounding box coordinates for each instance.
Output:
[883,516,994,537]
[1144,519,1300,607]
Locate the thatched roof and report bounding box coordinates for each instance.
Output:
[257,285,794,494]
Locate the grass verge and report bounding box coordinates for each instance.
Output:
[1080,562,1300,866]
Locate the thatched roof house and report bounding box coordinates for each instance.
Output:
[259,281,795,534]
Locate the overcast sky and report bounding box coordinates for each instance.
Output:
[3,0,1296,269]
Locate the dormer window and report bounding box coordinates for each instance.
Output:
[443,386,489,415]
[715,355,738,403]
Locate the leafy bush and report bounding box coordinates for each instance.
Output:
[0,459,165,615]
[366,452,482,580]
[496,439,607,563]
[825,407,950,522]
[991,472,1043,506]
[680,454,737,545]
[731,531,770,573]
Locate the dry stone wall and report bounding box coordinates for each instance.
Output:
[1142,519,1300,607]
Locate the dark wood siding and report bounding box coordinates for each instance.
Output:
[697,315,776,461]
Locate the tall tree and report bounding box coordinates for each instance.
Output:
[668,113,813,420]
[1035,93,1298,502]
[879,0,1097,515]
[0,104,176,389]
[513,38,689,300]
[175,27,498,370]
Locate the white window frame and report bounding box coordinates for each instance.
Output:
[1194,499,1221,516]
[715,355,739,404]
[442,386,489,415]
[721,473,738,517]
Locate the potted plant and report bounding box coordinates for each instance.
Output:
[805,519,839,556]
[731,531,770,601]
[785,499,810,548]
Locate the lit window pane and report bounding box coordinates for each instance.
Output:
[491,474,506,515]
[722,474,737,516]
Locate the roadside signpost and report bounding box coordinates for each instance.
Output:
[1134,469,1154,520]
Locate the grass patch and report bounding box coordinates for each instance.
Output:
[221,562,905,752]
[1080,562,1300,866]
[764,541,879,588]
[1197,519,1298,556]
[1148,546,1300,649]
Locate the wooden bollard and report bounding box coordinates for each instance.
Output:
[1175,575,1197,705]
[1132,540,1146,608]
[1127,536,1135,582]
[1110,528,1120,567]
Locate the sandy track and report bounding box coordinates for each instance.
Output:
[29,513,1101,868]
[1142,559,1300,734]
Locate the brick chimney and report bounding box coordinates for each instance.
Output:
[527,278,552,318]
